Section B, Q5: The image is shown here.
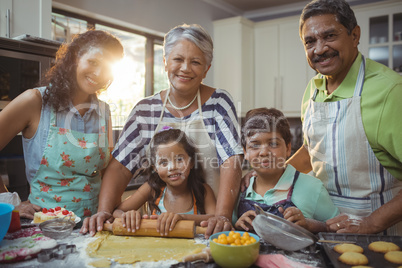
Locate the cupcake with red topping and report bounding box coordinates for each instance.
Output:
[33,206,76,223]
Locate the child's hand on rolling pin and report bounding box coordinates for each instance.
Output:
[121,210,142,233]
[155,212,184,236]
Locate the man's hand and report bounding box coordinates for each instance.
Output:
[326,213,378,234]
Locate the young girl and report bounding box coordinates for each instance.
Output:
[0,30,124,219]
[113,128,216,236]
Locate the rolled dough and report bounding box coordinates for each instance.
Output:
[86,231,206,266]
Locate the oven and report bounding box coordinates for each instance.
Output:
[0,36,59,109]
[0,36,59,201]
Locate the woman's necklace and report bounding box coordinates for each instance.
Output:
[167,90,198,111]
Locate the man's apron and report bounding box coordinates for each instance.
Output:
[150,89,221,197]
[28,108,110,219]
[303,56,402,235]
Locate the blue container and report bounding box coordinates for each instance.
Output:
[0,203,14,243]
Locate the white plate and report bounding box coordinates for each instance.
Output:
[73,216,81,224]
[31,216,81,224]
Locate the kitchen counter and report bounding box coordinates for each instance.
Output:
[2,219,329,268]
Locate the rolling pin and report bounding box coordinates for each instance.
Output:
[183,248,213,263]
[103,218,206,238]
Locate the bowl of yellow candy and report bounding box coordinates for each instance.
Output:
[209,231,260,268]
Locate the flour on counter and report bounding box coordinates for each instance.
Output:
[81,231,209,268]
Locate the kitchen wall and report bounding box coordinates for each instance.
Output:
[0,0,239,196]
[50,0,306,153]
[52,0,237,85]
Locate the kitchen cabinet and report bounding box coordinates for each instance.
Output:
[0,0,52,39]
[354,0,402,74]
[254,16,315,117]
[213,0,401,119]
[213,16,254,117]
[213,15,314,118]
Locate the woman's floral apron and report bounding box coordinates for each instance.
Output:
[28,108,109,219]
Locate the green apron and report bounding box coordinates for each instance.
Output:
[28,107,109,219]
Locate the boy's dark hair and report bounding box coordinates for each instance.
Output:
[241,108,292,148]
[42,29,124,110]
[145,128,206,214]
[299,0,358,37]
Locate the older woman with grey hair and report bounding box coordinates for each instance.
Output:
[81,24,243,237]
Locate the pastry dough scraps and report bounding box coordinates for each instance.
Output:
[86,231,206,266]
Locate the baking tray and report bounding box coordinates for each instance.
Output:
[318,232,402,268]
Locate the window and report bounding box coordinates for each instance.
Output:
[154,43,170,94]
[96,24,146,128]
[51,11,169,128]
[52,13,87,42]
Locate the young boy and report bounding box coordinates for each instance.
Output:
[234,108,339,233]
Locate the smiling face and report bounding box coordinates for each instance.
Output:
[154,142,194,188]
[75,47,114,96]
[244,132,291,180]
[164,39,211,94]
[301,14,360,86]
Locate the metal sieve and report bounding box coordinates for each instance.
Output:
[252,204,353,251]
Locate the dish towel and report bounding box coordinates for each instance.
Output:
[256,254,316,268]
[0,226,57,263]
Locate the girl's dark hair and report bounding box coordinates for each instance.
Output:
[241,107,292,148]
[42,29,124,110]
[299,0,357,37]
[145,129,206,214]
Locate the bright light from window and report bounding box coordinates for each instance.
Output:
[51,13,167,130]
[99,56,145,128]
[94,24,147,129]
[111,57,137,89]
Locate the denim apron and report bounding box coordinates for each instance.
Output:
[303,56,402,235]
[237,171,300,218]
[150,89,220,197]
[28,107,109,219]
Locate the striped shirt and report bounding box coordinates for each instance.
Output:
[112,88,243,174]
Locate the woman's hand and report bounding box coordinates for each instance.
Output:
[240,170,256,192]
[80,211,113,236]
[17,200,41,219]
[280,206,308,229]
[234,210,256,231]
[200,216,233,238]
[121,210,142,233]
